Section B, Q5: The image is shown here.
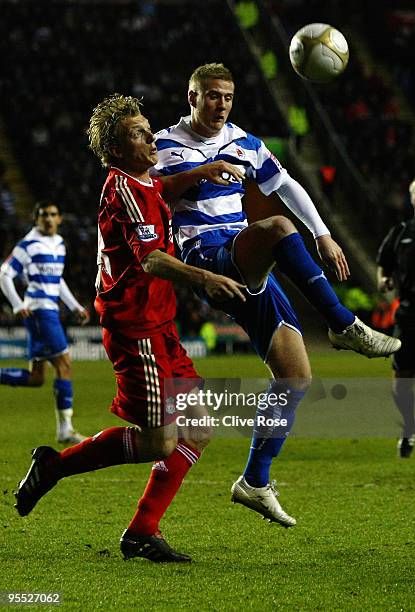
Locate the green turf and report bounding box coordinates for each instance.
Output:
[0,352,413,611]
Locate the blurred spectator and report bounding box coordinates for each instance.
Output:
[0,160,16,223]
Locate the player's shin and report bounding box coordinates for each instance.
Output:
[273,233,354,333]
[53,378,75,439]
[393,377,415,438]
[243,380,307,488]
[126,440,201,536]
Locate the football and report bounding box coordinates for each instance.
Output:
[289,23,349,83]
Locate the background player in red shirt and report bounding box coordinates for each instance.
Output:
[14,93,245,562]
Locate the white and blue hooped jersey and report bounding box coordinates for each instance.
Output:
[1,227,66,312]
[154,115,287,258]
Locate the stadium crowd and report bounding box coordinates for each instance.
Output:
[266,0,415,232]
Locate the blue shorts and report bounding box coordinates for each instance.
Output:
[24,310,68,361]
[185,241,301,361]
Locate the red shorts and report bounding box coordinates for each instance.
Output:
[102,321,201,428]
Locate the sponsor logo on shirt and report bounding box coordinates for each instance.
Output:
[270,152,283,171]
[235,147,245,158]
[171,149,185,161]
[136,225,159,241]
[37,264,62,276]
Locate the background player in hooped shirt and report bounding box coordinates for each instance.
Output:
[0,201,90,443]
[14,94,246,563]
[153,63,401,527]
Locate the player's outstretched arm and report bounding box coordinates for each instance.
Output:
[142,249,246,303]
[160,160,244,201]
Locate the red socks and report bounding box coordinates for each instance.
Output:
[127,441,201,536]
[59,426,138,476]
[58,429,201,536]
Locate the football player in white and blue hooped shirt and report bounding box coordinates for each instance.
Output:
[0,201,90,443]
[154,63,401,527]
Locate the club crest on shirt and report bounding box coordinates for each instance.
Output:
[136,224,158,241]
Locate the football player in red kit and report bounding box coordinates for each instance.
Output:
[14,93,245,562]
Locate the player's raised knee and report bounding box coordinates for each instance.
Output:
[294,374,312,393]
[251,216,296,242]
[184,425,213,452]
[269,215,297,239]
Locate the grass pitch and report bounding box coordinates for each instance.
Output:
[0,350,414,610]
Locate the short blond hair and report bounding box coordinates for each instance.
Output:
[87,93,143,167]
[409,179,415,195]
[188,63,233,91]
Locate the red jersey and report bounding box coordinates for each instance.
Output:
[94,167,176,337]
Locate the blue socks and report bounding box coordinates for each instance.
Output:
[53,378,73,411]
[0,368,30,386]
[243,381,306,488]
[273,233,354,333]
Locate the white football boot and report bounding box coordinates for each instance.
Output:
[231,475,296,527]
[57,427,86,444]
[328,317,401,358]
[56,408,87,444]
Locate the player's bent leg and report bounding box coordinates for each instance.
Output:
[27,360,47,387]
[233,216,296,290]
[122,415,206,562]
[232,326,311,527]
[121,441,199,562]
[234,219,402,357]
[50,353,86,444]
[14,424,178,517]
[0,359,46,387]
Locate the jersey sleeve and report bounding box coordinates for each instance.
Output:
[0,243,30,279]
[245,136,287,195]
[112,183,167,263]
[376,223,403,273]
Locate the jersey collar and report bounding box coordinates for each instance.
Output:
[110,166,154,187]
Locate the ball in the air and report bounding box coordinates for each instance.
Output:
[289,23,349,83]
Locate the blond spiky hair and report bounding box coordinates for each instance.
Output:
[188,63,233,91]
[87,93,143,167]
